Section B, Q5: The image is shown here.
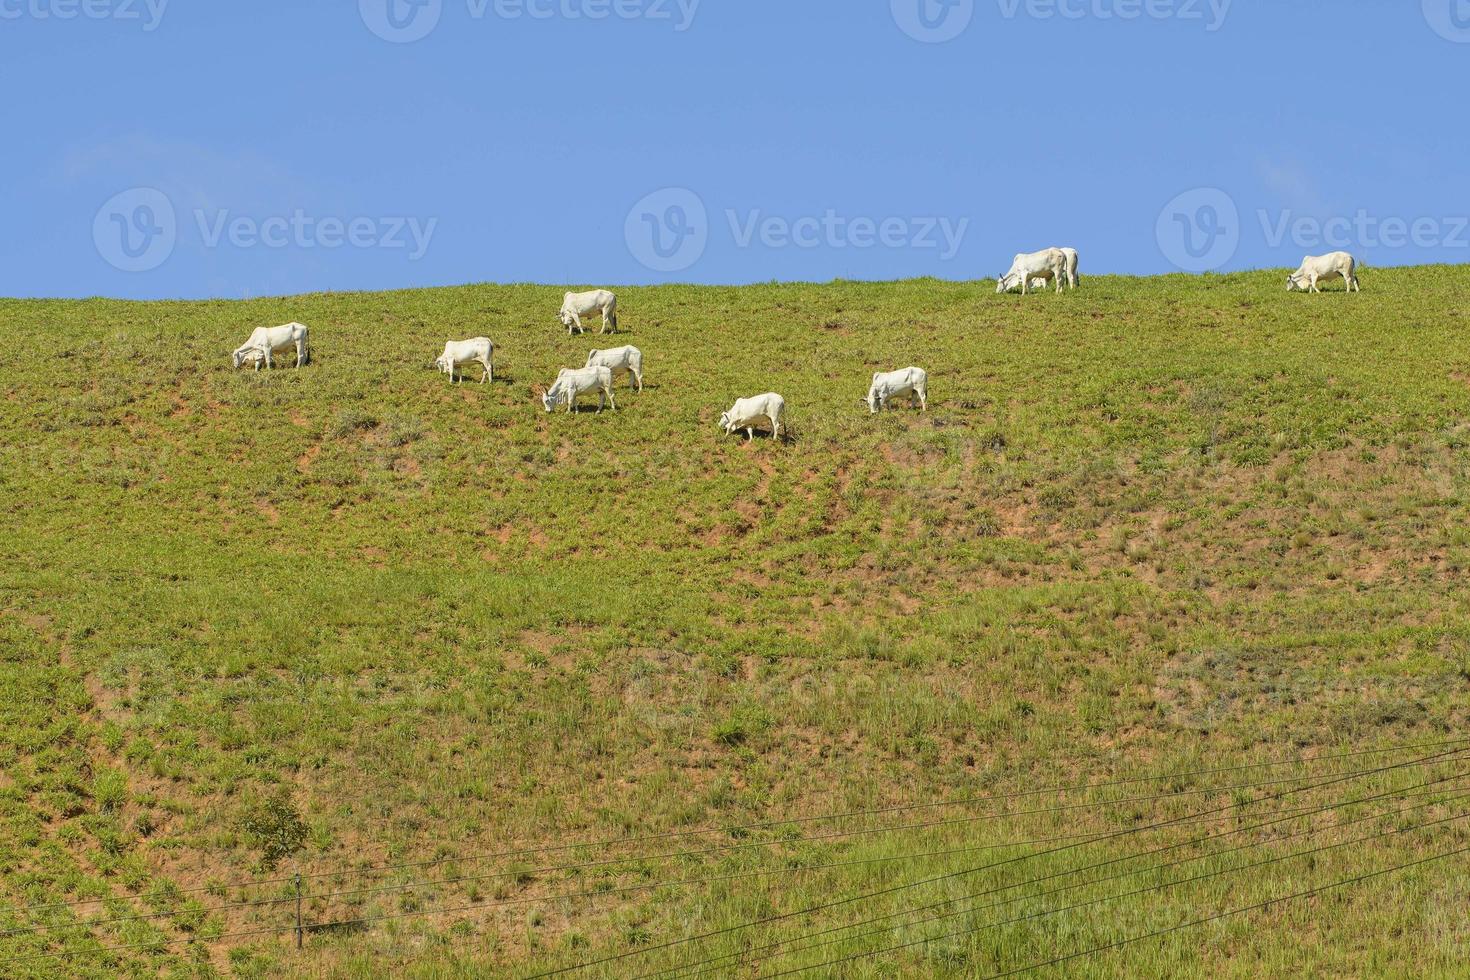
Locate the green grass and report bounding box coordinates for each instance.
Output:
[2,267,1470,977]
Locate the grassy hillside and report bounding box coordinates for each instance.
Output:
[3,267,1470,978]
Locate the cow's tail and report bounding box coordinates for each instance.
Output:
[610,310,619,332]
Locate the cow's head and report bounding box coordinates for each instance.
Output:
[718,411,733,434]
[863,389,882,414]
[433,354,450,374]
[542,387,559,413]
[996,275,1015,294]
[232,347,261,370]
[1286,274,1302,292]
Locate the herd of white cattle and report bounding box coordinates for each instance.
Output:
[226,253,1363,440]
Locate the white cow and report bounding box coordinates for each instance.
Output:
[1059,247,1080,289]
[559,289,619,335]
[1287,252,1361,293]
[232,322,310,370]
[542,365,616,413]
[586,345,644,392]
[436,337,495,384]
[997,248,1067,294]
[864,367,928,414]
[719,393,786,441]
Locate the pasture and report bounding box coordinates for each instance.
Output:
[3,266,1470,977]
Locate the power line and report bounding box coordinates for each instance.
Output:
[653,771,1470,979]
[744,789,1470,979]
[2,785,1386,945]
[988,838,1470,977]
[3,735,1464,922]
[282,734,1470,883]
[527,745,1469,977]
[9,756,1464,974]
[6,754,1450,941]
[759,807,1470,979]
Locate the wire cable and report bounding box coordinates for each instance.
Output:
[527,745,1469,977]
[653,771,1470,979]
[917,837,1470,978]
[745,789,1470,979]
[7,754,1449,940]
[3,735,1464,921]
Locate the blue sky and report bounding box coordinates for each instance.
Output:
[2,0,1468,299]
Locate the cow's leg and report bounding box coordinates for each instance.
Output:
[481,359,490,383]
[606,388,617,411]
[265,347,274,370]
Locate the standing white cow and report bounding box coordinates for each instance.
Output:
[559,289,619,335]
[541,365,616,413]
[232,322,310,370]
[997,248,1068,294]
[1287,252,1361,293]
[864,367,928,414]
[585,346,644,392]
[435,337,495,384]
[1059,247,1080,289]
[1032,249,1080,290]
[719,393,786,441]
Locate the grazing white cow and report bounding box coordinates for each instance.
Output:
[1059,247,1080,289]
[541,365,616,413]
[1287,252,1361,293]
[586,345,644,392]
[719,393,786,441]
[559,289,619,335]
[997,248,1067,294]
[864,367,928,414]
[436,337,495,384]
[232,322,310,370]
